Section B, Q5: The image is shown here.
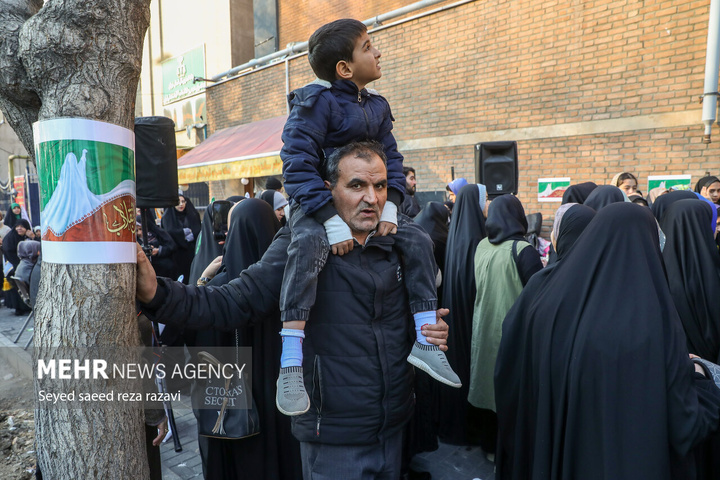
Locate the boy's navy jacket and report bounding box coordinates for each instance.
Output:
[281,79,405,223]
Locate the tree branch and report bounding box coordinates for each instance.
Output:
[0,0,43,157]
[19,0,151,130]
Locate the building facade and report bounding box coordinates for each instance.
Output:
[197,0,720,225]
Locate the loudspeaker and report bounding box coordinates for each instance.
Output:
[474,141,518,197]
[135,116,179,208]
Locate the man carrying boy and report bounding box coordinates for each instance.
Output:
[278,19,461,416]
[135,141,452,479]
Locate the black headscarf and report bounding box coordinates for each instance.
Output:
[161,195,201,283]
[583,185,625,211]
[661,199,720,363]
[2,219,30,267]
[555,204,596,260]
[161,195,201,243]
[561,182,597,204]
[651,189,697,223]
[495,203,720,479]
[438,183,488,445]
[486,195,528,245]
[259,190,276,209]
[188,200,231,285]
[414,201,450,272]
[214,198,280,281]
[3,205,21,229]
[197,199,299,479]
[695,175,720,194]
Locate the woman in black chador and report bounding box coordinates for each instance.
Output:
[194,198,301,480]
[161,194,201,284]
[661,198,720,480]
[583,184,625,211]
[2,220,32,315]
[560,181,597,204]
[437,183,488,445]
[651,189,697,223]
[495,203,720,480]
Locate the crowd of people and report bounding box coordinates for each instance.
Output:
[131,162,720,480]
[133,16,720,480]
[0,203,41,316]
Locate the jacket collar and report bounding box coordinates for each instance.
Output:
[331,79,366,97]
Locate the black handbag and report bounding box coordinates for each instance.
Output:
[693,358,720,390]
[192,330,260,440]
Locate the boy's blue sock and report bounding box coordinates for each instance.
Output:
[280,328,305,368]
[414,311,436,346]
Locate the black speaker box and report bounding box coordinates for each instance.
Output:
[135,116,179,208]
[474,141,518,197]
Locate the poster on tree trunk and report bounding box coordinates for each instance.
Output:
[33,118,136,264]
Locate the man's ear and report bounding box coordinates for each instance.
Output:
[335,60,352,80]
[324,180,332,190]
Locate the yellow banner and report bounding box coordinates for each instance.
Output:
[178,155,282,184]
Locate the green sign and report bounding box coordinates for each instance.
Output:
[162,45,206,105]
[647,175,692,192]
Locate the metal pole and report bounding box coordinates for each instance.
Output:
[702,0,720,143]
[210,0,451,82]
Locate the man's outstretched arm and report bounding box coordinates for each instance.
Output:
[136,230,290,331]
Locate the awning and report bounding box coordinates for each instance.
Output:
[177,115,286,184]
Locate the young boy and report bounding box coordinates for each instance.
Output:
[277,19,461,416]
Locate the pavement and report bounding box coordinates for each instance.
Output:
[0,304,495,480]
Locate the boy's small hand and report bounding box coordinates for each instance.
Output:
[377,221,397,236]
[331,239,354,256]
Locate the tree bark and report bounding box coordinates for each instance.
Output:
[0,1,152,478]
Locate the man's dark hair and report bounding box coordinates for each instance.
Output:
[325,141,387,187]
[403,166,415,177]
[308,19,367,82]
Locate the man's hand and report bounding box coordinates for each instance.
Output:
[136,243,158,304]
[421,308,450,351]
[331,239,354,256]
[152,417,168,447]
[376,221,397,237]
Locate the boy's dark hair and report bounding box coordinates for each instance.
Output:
[403,166,415,177]
[308,19,367,82]
[325,141,387,187]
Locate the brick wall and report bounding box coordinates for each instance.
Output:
[206,0,720,228]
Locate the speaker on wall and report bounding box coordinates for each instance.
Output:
[135,116,179,208]
[474,141,518,198]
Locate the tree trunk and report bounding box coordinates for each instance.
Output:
[0,1,152,478]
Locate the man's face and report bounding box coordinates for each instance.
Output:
[702,181,720,204]
[405,172,417,195]
[346,31,382,89]
[326,152,387,240]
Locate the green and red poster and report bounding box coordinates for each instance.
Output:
[33,118,136,264]
[538,177,571,202]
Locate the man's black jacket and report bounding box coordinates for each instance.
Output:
[141,226,416,445]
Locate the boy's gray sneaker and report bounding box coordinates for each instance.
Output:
[276,366,310,416]
[407,342,462,388]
